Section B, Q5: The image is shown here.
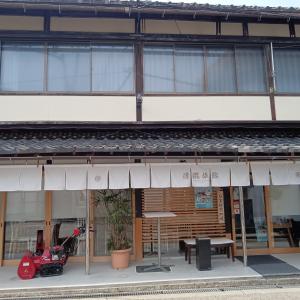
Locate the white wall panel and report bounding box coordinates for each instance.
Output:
[51,17,134,33]
[0,15,43,31]
[142,96,271,121]
[143,20,216,35]
[0,95,136,122]
[275,96,300,120]
[248,23,290,37]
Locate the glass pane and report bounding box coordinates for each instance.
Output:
[234,186,268,249]
[175,47,204,93]
[92,45,134,92]
[144,46,174,93]
[207,47,236,93]
[235,47,267,93]
[52,191,86,256]
[0,43,44,91]
[4,192,45,259]
[271,186,300,248]
[48,44,90,92]
[93,190,132,256]
[274,49,300,93]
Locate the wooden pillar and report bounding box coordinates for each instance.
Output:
[239,186,247,266]
[264,186,274,249]
[0,192,7,266]
[44,191,52,248]
[134,189,143,261]
[229,187,237,256]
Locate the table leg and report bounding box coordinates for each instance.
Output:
[231,244,235,262]
[185,244,187,261]
[188,245,191,264]
[226,246,230,259]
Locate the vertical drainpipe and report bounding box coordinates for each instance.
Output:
[239,186,247,267]
[270,42,276,92]
[269,42,276,120]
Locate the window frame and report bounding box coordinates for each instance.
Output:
[0,40,136,95]
[143,42,270,96]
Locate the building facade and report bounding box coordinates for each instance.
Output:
[0,0,300,270]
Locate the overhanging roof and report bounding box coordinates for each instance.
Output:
[0,123,300,156]
[0,0,299,21]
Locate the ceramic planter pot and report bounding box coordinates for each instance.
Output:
[111,248,131,269]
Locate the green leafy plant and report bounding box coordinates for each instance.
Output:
[95,190,132,251]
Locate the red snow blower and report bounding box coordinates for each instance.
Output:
[17,226,85,280]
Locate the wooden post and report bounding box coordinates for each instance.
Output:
[264,186,274,249]
[44,191,52,248]
[85,189,90,275]
[239,186,247,266]
[229,187,237,256]
[0,192,7,266]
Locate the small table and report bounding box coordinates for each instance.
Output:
[143,211,176,272]
[184,238,235,264]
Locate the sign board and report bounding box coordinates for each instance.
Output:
[194,187,213,209]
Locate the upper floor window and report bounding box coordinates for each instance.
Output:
[0,42,134,93]
[0,43,44,91]
[143,45,268,94]
[274,48,300,93]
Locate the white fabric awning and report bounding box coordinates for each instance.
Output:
[171,164,191,188]
[210,164,231,187]
[65,166,88,190]
[44,165,66,191]
[270,161,292,186]
[109,166,130,189]
[2,160,300,192]
[288,162,300,185]
[19,166,43,191]
[130,165,150,189]
[250,162,271,186]
[151,165,171,188]
[230,163,250,187]
[87,166,109,190]
[191,165,210,187]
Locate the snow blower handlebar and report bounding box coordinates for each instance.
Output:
[61,226,85,247]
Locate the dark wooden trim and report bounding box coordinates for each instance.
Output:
[44,13,50,33]
[143,92,269,97]
[270,94,277,120]
[0,120,300,130]
[135,41,143,121]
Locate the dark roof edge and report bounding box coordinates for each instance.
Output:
[1,121,300,130]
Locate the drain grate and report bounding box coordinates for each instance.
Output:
[1,284,300,300]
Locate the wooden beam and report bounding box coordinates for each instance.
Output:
[229,187,237,257]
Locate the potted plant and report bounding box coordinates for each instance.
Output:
[95,190,132,269]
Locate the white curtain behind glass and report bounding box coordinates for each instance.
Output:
[144,46,174,92]
[207,47,236,93]
[0,43,44,91]
[47,44,90,92]
[6,191,45,222]
[175,47,204,93]
[274,49,300,93]
[92,45,134,92]
[235,47,267,93]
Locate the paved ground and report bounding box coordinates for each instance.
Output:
[81,287,300,300]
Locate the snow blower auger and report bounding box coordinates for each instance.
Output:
[17,226,85,280]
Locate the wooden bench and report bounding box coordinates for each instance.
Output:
[184,238,235,264]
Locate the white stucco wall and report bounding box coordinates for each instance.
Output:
[0,95,136,122]
[142,96,272,121]
[275,96,300,120]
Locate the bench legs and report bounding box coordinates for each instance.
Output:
[184,244,235,264]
